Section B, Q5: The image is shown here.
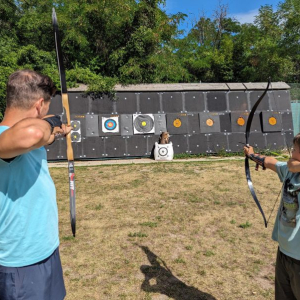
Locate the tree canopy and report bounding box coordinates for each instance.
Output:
[0,0,299,118]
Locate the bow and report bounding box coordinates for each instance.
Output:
[52,8,76,237]
[245,79,271,228]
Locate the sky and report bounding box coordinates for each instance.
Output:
[160,0,282,34]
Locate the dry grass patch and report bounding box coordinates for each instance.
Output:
[51,160,281,300]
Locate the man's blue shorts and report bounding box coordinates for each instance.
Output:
[0,247,66,300]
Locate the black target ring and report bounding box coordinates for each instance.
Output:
[158,147,168,156]
[134,115,154,133]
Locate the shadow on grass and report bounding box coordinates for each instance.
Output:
[139,246,216,300]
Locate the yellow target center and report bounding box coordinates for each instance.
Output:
[206,119,214,127]
[237,117,245,126]
[269,117,277,126]
[173,118,182,128]
[141,121,147,127]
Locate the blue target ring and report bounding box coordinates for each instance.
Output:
[104,119,117,131]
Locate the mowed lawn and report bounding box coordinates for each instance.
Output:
[50,158,284,300]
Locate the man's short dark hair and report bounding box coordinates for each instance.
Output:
[6,69,56,109]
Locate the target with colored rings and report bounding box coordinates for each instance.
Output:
[237,117,245,126]
[104,119,117,130]
[71,132,81,142]
[269,117,277,126]
[173,118,182,128]
[206,118,214,127]
[133,114,155,134]
[102,116,119,133]
[71,120,81,131]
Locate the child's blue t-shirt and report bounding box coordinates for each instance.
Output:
[273,162,300,260]
[0,126,59,267]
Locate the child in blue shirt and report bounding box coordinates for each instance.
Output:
[244,135,300,300]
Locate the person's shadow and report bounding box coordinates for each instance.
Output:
[139,246,216,300]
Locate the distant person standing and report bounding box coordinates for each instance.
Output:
[0,69,71,300]
[244,138,300,300]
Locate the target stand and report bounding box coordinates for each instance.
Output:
[154,142,174,161]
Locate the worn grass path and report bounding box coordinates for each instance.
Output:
[50,158,283,300]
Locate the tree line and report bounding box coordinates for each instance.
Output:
[0,0,299,118]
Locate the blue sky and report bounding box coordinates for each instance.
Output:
[161,0,282,34]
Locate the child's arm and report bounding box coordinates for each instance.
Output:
[287,158,300,173]
[243,146,278,172]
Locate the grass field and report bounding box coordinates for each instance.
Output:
[51,158,284,300]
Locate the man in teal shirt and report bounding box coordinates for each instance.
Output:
[0,70,71,300]
[244,137,300,300]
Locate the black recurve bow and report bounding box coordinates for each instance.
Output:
[52,8,76,237]
[245,78,271,228]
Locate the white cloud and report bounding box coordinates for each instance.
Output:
[229,9,259,24]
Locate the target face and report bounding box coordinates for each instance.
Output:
[173,118,182,128]
[71,120,81,131]
[269,117,277,126]
[158,147,168,156]
[133,114,155,134]
[237,117,245,126]
[102,116,119,133]
[71,132,81,142]
[206,118,214,127]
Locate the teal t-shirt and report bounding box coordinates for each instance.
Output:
[0,126,59,267]
[273,162,300,260]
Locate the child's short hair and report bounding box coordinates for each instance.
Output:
[293,133,300,147]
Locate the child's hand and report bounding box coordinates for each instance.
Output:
[244,145,254,158]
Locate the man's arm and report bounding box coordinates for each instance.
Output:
[0,118,70,159]
[244,146,278,172]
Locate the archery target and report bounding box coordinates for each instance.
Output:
[133,114,155,134]
[102,116,119,133]
[154,142,174,161]
[199,112,220,133]
[70,120,81,142]
[230,112,249,132]
[262,111,282,132]
[166,113,188,134]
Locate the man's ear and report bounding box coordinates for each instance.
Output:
[34,98,45,117]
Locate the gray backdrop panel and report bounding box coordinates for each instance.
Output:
[265,132,286,150]
[227,133,245,152]
[167,114,189,134]
[139,92,161,114]
[120,114,134,136]
[90,94,115,114]
[248,132,266,150]
[262,111,282,132]
[162,92,183,113]
[199,112,220,133]
[154,114,167,135]
[207,133,228,153]
[86,114,99,137]
[269,90,291,111]
[104,136,127,157]
[219,113,231,132]
[81,137,105,159]
[206,92,227,112]
[99,114,121,137]
[45,138,66,160]
[281,112,294,131]
[187,114,200,134]
[188,134,208,154]
[228,91,248,112]
[170,135,188,154]
[126,136,148,156]
[249,91,270,111]
[184,92,205,112]
[48,93,63,115]
[285,131,294,149]
[69,93,89,114]
[115,93,137,114]
[230,112,248,133]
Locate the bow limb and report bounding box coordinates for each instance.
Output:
[52,8,76,237]
[245,79,271,228]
